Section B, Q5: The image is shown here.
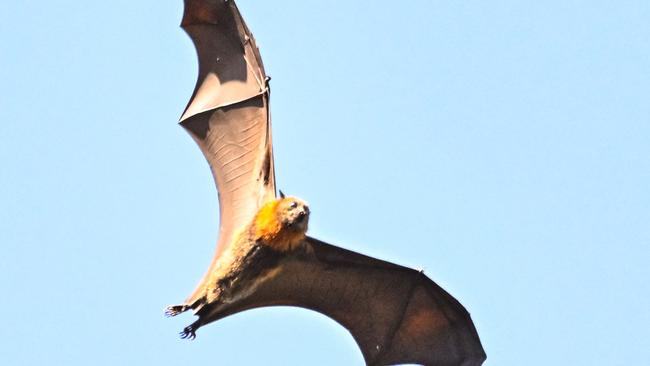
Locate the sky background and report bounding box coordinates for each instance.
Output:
[1,1,649,365]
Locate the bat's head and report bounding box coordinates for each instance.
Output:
[275,197,310,233]
[253,196,310,251]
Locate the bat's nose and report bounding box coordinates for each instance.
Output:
[297,206,310,222]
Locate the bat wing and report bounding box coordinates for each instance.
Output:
[179,0,275,304]
[209,237,487,366]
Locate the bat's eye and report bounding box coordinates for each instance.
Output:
[289,201,298,209]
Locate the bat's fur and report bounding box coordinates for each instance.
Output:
[165,196,310,339]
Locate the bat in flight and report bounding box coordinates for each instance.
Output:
[165,1,486,365]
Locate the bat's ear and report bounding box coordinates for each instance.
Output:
[279,190,286,199]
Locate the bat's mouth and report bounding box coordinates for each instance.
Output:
[294,206,310,226]
[296,210,308,222]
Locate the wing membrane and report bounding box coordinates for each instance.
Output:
[179,0,276,304]
[203,237,487,366]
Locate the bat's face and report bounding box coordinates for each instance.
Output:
[275,197,310,233]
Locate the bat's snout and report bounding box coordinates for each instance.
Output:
[297,206,309,222]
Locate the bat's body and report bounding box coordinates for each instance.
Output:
[167,197,311,337]
[166,1,486,365]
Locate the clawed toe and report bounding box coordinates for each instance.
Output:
[180,324,197,340]
[165,304,188,317]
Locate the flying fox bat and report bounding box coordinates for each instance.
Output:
[165,1,486,365]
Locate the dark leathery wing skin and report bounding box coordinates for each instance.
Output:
[179,0,276,305]
[181,0,266,119]
[200,237,487,366]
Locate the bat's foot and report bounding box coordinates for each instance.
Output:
[180,322,199,340]
[164,304,189,317]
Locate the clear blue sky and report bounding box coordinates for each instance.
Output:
[1,1,649,365]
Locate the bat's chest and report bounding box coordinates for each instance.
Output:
[217,244,285,303]
[192,244,296,331]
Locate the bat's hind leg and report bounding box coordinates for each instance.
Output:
[164,304,190,317]
[179,320,202,340]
